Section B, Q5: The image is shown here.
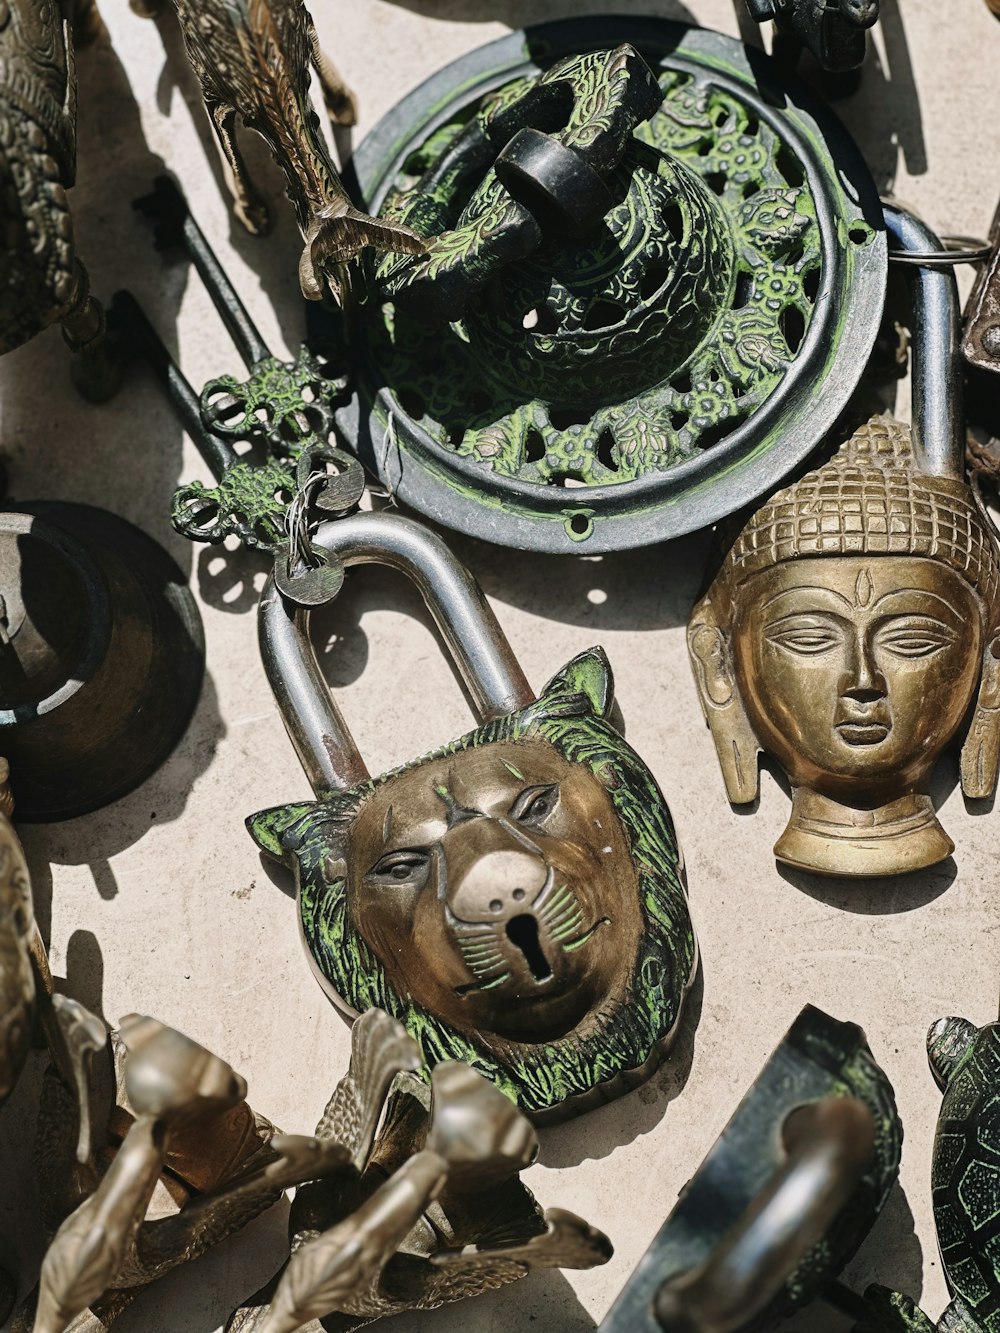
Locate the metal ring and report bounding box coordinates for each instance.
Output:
[888,234,992,267]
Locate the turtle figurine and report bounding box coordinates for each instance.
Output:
[846,1014,1000,1332]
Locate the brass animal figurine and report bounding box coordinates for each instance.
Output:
[0,759,40,1105]
[160,0,424,302]
[0,0,118,396]
[227,1009,612,1332]
[11,1008,294,1333]
[14,1007,609,1333]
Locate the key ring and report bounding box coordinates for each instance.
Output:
[888,233,992,267]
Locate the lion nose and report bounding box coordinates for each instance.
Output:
[447,847,548,924]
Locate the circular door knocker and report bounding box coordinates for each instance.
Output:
[329,16,886,553]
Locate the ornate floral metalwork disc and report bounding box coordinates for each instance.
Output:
[331,17,886,552]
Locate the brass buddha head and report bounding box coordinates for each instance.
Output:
[249,649,696,1121]
[688,417,1000,877]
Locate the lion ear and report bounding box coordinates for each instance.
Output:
[540,648,614,718]
[246,802,318,866]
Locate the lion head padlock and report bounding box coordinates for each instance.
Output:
[600,1005,901,1332]
[688,204,1000,879]
[248,511,696,1122]
[325,16,885,553]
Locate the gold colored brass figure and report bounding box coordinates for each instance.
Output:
[20,1006,608,1333]
[0,0,119,396]
[688,417,1000,877]
[228,1010,612,1333]
[345,737,644,1047]
[16,1011,322,1333]
[162,0,424,302]
[0,759,39,1104]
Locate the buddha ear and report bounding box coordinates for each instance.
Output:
[687,595,760,804]
[961,634,1000,798]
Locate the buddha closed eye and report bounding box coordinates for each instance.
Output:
[345,738,643,1044]
[733,558,983,794]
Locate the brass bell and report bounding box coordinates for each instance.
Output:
[0,503,204,821]
[248,509,697,1122]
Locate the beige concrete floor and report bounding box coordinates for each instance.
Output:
[2,1,1000,1329]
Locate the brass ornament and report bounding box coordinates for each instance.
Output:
[250,510,696,1121]
[689,208,1000,878]
[227,1009,612,1333]
[0,0,119,397]
[156,0,424,303]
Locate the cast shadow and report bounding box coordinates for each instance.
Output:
[449,527,713,633]
[537,959,704,1169]
[196,541,274,616]
[833,0,927,194]
[16,669,225,879]
[53,928,109,1027]
[379,0,696,24]
[779,855,956,916]
[113,1199,293,1333]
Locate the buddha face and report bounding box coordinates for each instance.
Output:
[345,737,643,1045]
[732,557,983,800]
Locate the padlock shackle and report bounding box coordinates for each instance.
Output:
[652,1095,876,1333]
[883,202,963,480]
[259,512,534,797]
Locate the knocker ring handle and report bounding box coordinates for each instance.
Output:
[882,203,962,481]
[259,511,534,796]
[654,1095,875,1333]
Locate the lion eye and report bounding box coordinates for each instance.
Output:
[367,850,430,886]
[511,784,560,826]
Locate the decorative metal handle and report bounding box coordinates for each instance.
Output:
[259,511,534,795]
[882,202,963,480]
[654,1095,876,1333]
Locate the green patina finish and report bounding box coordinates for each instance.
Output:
[850,1288,938,1332]
[925,1020,1000,1332]
[247,649,696,1121]
[171,345,348,550]
[367,60,820,490]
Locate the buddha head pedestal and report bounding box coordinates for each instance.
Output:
[688,416,1000,877]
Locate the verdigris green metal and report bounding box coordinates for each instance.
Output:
[119,178,356,556]
[837,1015,1000,1333]
[249,511,696,1124]
[330,15,886,553]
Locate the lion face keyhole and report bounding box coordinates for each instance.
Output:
[506,914,552,981]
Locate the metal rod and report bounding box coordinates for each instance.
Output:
[151,177,270,368]
[259,512,534,798]
[110,291,234,481]
[653,1096,876,1333]
[882,202,963,479]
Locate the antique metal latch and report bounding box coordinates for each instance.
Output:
[115,178,364,567]
[328,16,885,552]
[600,1005,901,1332]
[248,509,697,1122]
